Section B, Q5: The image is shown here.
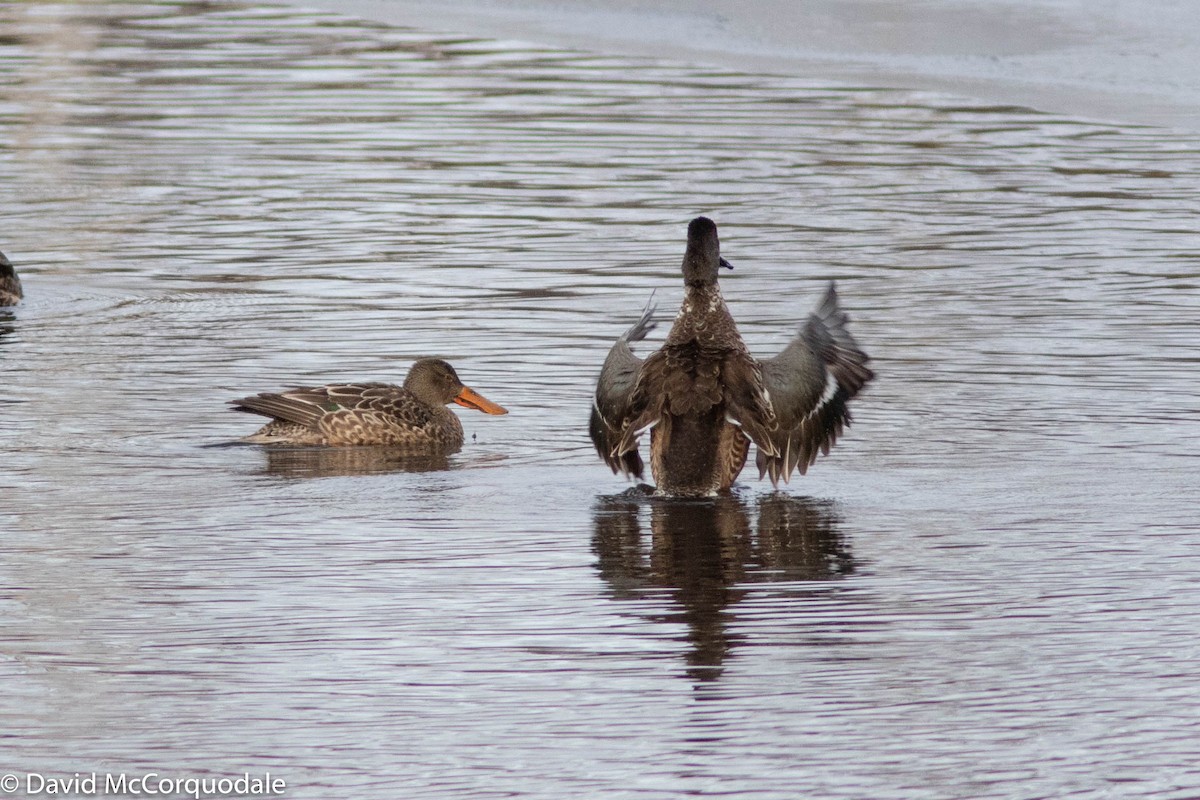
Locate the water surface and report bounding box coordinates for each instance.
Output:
[2,3,1199,798]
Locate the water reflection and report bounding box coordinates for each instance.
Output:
[593,492,853,681]
[253,445,452,479]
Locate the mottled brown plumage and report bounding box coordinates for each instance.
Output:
[590,217,873,496]
[0,251,22,306]
[230,358,507,450]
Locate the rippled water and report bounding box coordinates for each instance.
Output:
[2,3,1199,798]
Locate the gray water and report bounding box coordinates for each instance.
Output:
[2,3,1199,799]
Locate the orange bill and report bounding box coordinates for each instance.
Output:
[454,385,508,415]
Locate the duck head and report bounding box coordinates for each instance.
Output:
[405,358,508,414]
[681,216,733,287]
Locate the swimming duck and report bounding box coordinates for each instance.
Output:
[230,357,507,449]
[0,251,21,305]
[590,217,873,496]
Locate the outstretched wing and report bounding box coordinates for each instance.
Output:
[755,282,874,485]
[589,298,657,479]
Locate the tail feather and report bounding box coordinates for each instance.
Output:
[229,393,323,429]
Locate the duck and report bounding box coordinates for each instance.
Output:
[0,251,22,305]
[589,217,873,496]
[230,357,507,449]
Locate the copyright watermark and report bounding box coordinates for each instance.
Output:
[0,772,284,798]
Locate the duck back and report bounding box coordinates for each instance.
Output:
[638,340,756,496]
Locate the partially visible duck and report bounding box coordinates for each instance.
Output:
[231,357,507,449]
[590,217,873,496]
[0,251,22,305]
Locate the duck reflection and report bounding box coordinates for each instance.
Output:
[257,445,452,479]
[592,492,853,682]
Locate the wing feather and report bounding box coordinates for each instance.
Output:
[755,282,874,485]
[229,382,406,431]
[589,298,657,478]
[719,352,779,459]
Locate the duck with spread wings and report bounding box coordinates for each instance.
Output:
[589,217,873,496]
